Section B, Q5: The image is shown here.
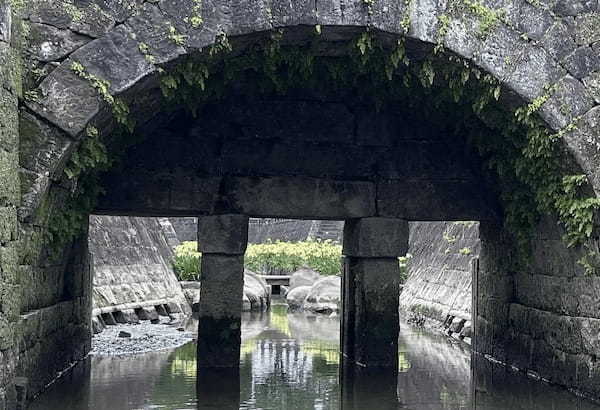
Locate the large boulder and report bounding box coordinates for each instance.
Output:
[179,270,270,312]
[286,285,312,311]
[180,281,201,306]
[289,266,322,290]
[303,276,341,314]
[243,270,270,312]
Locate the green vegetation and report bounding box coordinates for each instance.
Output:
[399,253,412,283]
[245,240,343,276]
[172,241,201,281]
[173,240,413,281]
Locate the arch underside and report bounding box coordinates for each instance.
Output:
[12,0,600,404]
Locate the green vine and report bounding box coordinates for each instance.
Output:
[70,61,135,131]
[47,126,111,253]
[460,0,506,36]
[400,0,413,32]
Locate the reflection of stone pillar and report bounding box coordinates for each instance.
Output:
[341,218,408,369]
[197,214,249,369]
[340,366,398,410]
[197,368,240,410]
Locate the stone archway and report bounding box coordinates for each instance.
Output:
[8,0,600,405]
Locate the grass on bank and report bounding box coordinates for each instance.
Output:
[172,240,411,282]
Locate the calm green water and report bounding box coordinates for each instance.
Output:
[30,306,600,409]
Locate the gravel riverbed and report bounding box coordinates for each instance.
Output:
[91,317,196,356]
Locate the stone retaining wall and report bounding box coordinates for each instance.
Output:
[400,221,479,342]
[89,216,189,322]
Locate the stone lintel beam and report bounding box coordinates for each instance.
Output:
[343,217,409,258]
[197,214,249,255]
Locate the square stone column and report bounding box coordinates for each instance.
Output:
[196,214,249,369]
[341,218,408,369]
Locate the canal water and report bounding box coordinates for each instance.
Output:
[30,305,600,409]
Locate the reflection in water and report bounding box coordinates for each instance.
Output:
[30,306,600,410]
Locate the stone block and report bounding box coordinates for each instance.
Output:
[552,1,598,17]
[226,177,376,219]
[475,25,525,82]
[319,0,367,27]
[198,254,244,319]
[563,46,600,79]
[0,88,18,150]
[377,179,499,221]
[229,0,272,36]
[220,139,376,179]
[165,302,182,314]
[197,253,244,368]
[197,214,249,255]
[125,3,186,65]
[69,25,154,95]
[155,304,169,316]
[541,21,577,61]
[342,257,401,368]
[0,207,17,245]
[100,312,117,325]
[28,23,91,62]
[136,307,159,321]
[504,1,554,42]
[26,63,101,138]
[505,43,565,102]
[97,173,222,216]
[461,320,472,338]
[583,71,600,103]
[91,316,104,334]
[159,0,232,51]
[408,0,447,43]
[0,3,11,44]
[573,12,600,45]
[30,0,115,38]
[449,317,465,333]
[443,15,484,60]
[540,75,595,130]
[563,107,600,194]
[478,295,509,323]
[271,0,316,27]
[343,218,408,258]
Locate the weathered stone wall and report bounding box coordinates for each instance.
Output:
[400,222,479,328]
[89,216,188,316]
[0,2,20,407]
[499,218,600,396]
[169,217,197,243]
[249,219,343,243]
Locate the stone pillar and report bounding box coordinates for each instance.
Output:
[341,218,408,369]
[196,368,240,410]
[196,214,249,369]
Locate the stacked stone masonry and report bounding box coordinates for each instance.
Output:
[0,1,20,408]
[1,0,600,406]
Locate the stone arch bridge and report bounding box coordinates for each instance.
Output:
[1,0,600,407]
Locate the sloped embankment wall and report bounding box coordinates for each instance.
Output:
[400,222,480,335]
[89,216,188,316]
